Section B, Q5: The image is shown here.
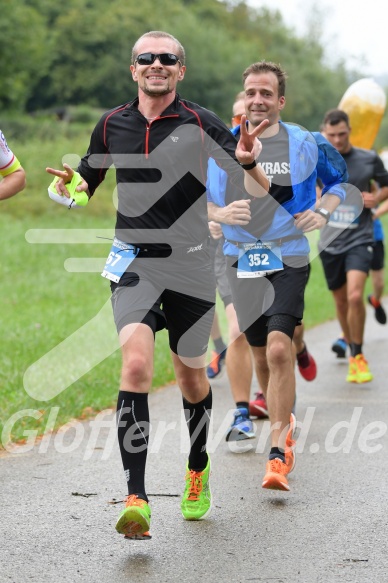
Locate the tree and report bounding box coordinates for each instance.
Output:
[1,0,358,127]
[0,0,51,110]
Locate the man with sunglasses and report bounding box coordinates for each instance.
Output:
[207,61,348,492]
[46,31,269,540]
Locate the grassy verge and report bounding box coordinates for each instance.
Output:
[0,211,174,447]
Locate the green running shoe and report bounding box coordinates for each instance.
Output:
[181,456,212,520]
[115,494,151,539]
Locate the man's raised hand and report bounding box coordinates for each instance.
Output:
[46,163,88,198]
[236,116,269,166]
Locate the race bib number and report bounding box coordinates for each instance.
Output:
[329,204,360,229]
[101,237,139,283]
[237,241,284,278]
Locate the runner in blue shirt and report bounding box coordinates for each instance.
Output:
[207,61,348,492]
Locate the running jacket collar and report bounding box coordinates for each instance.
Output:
[122,94,182,118]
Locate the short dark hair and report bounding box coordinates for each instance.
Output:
[242,61,287,97]
[322,109,350,127]
[132,31,185,65]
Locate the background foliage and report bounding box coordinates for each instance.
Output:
[1,0,387,143]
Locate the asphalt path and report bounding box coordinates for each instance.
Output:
[1,301,387,583]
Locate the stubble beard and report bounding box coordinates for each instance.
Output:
[141,83,173,97]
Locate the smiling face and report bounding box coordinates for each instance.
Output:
[130,37,186,98]
[244,72,286,128]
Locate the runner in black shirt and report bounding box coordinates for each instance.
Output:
[46,30,269,539]
[319,109,388,383]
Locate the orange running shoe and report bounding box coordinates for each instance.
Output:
[346,356,358,383]
[262,458,290,491]
[347,354,373,384]
[285,413,296,474]
[115,494,151,539]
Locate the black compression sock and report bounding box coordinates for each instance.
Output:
[236,401,249,412]
[350,343,362,357]
[269,447,285,463]
[117,391,150,501]
[183,388,212,471]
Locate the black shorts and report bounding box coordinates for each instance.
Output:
[371,240,385,271]
[209,238,233,308]
[226,256,309,347]
[320,244,373,291]
[110,247,215,357]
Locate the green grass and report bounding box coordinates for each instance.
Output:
[0,130,178,447]
[0,213,174,447]
[1,129,388,446]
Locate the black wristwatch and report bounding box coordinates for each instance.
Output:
[239,160,257,170]
[315,207,331,223]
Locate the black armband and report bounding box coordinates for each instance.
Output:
[239,160,257,171]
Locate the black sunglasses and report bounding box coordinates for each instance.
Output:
[135,53,181,66]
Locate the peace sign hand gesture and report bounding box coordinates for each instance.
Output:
[235,116,269,166]
[46,163,89,198]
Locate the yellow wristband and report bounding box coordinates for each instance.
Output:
[49,171,88,206]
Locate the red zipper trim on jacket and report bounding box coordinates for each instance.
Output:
[145,114,179,158]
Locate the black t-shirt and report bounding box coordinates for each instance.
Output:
[258,124,293,204]
[319,146,388,254]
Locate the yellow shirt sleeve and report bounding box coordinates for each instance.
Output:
[0,129,22,177]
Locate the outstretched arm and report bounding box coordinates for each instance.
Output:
[0,167,26,201]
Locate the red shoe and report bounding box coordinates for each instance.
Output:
[368,294,387,325]
[297,344,317,381]
[249,391,268,418]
